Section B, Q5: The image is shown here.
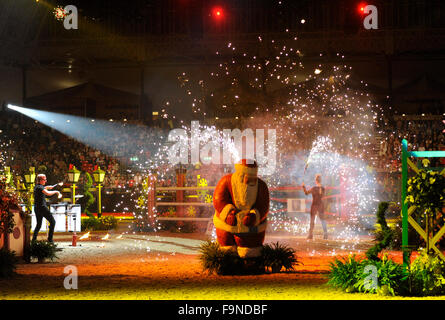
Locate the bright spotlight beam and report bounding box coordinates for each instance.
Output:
[8,104,38,114]
[7,104,160,167]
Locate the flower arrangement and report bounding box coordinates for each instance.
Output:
[406,159,445,250]
[199,241,300,275]
[406,159,445,222]
[0,177,21,235]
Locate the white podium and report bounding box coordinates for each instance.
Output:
[30,204,81,232]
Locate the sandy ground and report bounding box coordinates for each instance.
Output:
[1,231,444,300]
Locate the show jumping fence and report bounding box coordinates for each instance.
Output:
[401,139,445,267]
[149,174,347,235]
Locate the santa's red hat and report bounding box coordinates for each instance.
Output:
[234,159,258,176]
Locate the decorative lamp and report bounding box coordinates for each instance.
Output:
[5,167,12,184]
[67,165,81,184]
[24,167,36,185]
[92,166,106,218]
[1,166,12,184]
[92,166,106,184]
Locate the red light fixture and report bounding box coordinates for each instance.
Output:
[211,6,224,20]
[358,3,367,13]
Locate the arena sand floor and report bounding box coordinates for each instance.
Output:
[0,231,444,300]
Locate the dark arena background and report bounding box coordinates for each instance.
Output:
[0,0,445,311]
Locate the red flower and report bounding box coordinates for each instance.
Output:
[94,165,98,171]
[69,164,74,170]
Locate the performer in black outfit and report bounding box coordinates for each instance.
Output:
[32,174,63,243]
[302,174,328,240]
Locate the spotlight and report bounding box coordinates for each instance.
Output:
[358,3,367,14]
[211,6,224,20]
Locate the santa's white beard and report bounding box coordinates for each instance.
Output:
[231,172,258,211]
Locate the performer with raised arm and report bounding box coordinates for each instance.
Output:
[32,174,63,243]
[302,174,328,240]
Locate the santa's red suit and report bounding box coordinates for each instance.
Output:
[213,160,269,258]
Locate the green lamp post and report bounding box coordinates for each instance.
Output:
[22,168,34,264]
[24,167,36,206]
[24,167,36,188]
[3,166,12,185]
[67,165,81,204]
[93,166,106,218]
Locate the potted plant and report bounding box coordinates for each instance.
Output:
[261,242,301,273]
[198,241,244,275]
[406,160,445,252]
[0,248,18,278]
[29,240,61,263]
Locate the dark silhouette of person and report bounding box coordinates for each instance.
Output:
[32,174,62,243]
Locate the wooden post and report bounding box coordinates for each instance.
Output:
[97,184,102,218]
[23,213,31,262]
[146,174,157,225]
[175,167,187,216]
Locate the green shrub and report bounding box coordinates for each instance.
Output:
[356,255,409,296]
[199,241,244,275]
[409,249,445,296]
[81,216,118,231]
[406,166,445,222]
[0,248,18,278]
[30,240,61,263]
[81,217,99,230]
[327,255,365,293]
[199,241,301,275]
[373,215,422,250]
[81,172,95,219]
[97,216,118,230]
[262,242,301,273]
[328,254,409,295]
[367,202,393,261]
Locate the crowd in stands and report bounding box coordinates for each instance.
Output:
[1,110,444,208]
[0,112,168,191]
[376,116,445,172]
[374,116,445,202]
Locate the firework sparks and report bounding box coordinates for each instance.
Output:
[79,232,90,240]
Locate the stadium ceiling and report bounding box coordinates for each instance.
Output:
[2,0,445,70]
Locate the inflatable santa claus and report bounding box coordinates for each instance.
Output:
[213,159,270,258]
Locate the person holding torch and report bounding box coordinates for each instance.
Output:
[302,174,328,240]
[32,174,63,243]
